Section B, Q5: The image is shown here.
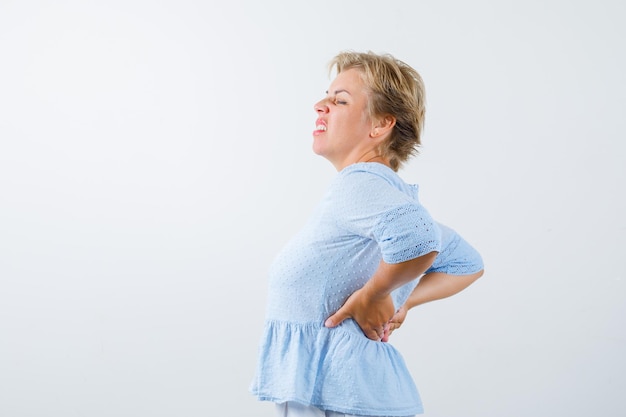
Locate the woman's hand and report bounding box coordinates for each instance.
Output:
[324,285,396,342]
[384,305,408,341]
[325,253,438,342]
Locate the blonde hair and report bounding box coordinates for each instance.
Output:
[329,51,426,171]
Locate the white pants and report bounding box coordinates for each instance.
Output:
[275,401,405,417]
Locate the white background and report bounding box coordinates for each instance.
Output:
[1,1,625,416]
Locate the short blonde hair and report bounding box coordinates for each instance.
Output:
[329,51,426,171]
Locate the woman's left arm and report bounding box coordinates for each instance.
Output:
[386,270,484,339]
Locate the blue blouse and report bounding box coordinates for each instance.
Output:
[250,163,483,416]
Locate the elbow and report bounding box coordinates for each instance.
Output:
[473,269,485,281]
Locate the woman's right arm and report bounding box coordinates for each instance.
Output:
[325,251,439,341]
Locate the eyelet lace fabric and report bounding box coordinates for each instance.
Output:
[250,163,483,416]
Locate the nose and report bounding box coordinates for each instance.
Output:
[314,97,329,114]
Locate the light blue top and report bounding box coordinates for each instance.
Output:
[250,163,483,416]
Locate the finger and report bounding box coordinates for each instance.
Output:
[381,324,390,343]
[324,308,350,328]
[366,328,382,341]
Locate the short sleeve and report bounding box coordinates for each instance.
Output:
[332,170,442,264]
[425,223,484,275]
[373,204,441,263]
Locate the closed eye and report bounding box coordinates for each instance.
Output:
[331,94,349,105]
[325,89,351,105]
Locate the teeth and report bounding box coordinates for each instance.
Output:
[316,125,327,131]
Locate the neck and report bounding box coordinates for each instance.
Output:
[357,149,388,165]
[363,155,383,163]
[331,151,390,171]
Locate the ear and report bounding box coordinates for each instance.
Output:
[370,115,396,140]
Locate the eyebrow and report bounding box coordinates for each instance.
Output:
[326,89,352,95]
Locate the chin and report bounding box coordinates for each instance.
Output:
[311,140,325,157]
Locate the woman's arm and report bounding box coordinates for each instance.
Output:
[386,270,484,339]
[324,251,438,341]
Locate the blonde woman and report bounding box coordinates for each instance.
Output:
[251,51,484,417]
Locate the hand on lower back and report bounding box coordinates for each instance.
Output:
[324,286,396,342]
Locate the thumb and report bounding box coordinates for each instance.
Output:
[325,307,350,328]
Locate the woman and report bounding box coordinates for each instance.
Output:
[250,51,484,417]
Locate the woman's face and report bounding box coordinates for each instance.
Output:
[312,68,375,171]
